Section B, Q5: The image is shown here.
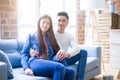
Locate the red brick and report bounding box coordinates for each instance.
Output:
[11,31,18,37]
[2,32,9,37]
[0,0,9,5]
[4,13,9,18]
[0,12,4,18]
[0,0,17,39]
[2,26,17,30]
[7,19,17,24]
[1,19,6,24]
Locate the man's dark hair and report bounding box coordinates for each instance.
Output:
[57,12,69,20]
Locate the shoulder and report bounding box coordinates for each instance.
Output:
[26,32,38,41]
[29,32,38,37]
[54,31,58,36]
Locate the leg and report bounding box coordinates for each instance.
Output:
[65,66,75,80]
[30,58,65,80]
[77,50,87,80]
[66,49,87,80]
[52,56,68,66]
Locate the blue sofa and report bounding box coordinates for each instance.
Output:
[0,39,101,80]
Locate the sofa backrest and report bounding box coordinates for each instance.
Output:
[78,45,101,58]
[0,39,24,68]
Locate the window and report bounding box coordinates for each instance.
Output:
[17,0,40,40]
[17,0,77,40]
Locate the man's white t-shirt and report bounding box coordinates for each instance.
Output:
[55,31,80,57]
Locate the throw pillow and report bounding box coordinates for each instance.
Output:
[0,50,14,79]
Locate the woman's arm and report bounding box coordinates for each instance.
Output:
[21,34,31,70]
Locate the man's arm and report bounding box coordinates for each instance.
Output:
[67,35,80,57]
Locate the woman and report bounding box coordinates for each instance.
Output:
[21,15,75,80]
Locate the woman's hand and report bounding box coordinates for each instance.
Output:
[25,68,34,76]
[56,50,70,60]
[30,49,39,57]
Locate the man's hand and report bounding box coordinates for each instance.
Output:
[25,68,34,76]
[56,50,70,60]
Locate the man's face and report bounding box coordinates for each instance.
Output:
[57,15,68,31]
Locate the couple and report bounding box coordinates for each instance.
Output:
[21,12,87,80]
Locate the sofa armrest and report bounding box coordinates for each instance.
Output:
[78,45,101,66]
[0,62,7,80]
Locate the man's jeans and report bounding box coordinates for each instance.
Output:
[53,49,87,80]
[66,49,87,80]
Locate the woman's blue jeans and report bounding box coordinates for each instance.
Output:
[30,58,75,80]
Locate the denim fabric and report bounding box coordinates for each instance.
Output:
[52,49,87,80]
[21,32,54,69]
[66,49,87,80]
[52,56,68,66]
[65,66,75,80]
[29,32,54,58]
[30,58,75,80]
[21,32,75,80]
[30,58,65,80]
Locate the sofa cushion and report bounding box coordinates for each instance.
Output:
[0,39,22,68]
[70,57,99,72]
[7,52,22,68]
[0,50,14,79]
[13,68,52,80]
[86,57,99,71]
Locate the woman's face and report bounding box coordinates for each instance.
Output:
[40,18,51,34]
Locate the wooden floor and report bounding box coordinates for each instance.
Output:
[90,63,120,80]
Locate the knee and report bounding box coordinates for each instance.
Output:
[66,68,75,76]
[67,67,75,74]
[80,49,87,57]
[69,68,75,75]
[54,63,65,71]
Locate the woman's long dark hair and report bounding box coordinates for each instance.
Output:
[37,15,60,56]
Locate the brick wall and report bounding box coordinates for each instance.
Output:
[0,0,17,39]
[77,0,85,44]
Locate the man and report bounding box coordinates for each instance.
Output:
[55,12,87,80]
